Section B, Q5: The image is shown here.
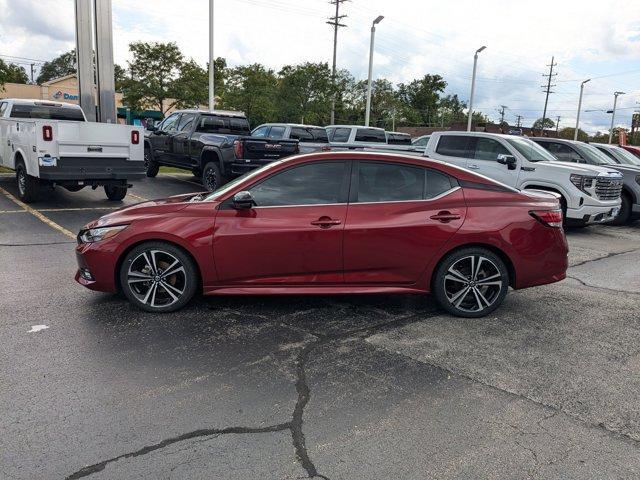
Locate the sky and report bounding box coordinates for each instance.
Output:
[1,0,639,133]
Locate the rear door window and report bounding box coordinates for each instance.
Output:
[355,128,386,143]
[290,127,329,143]
[355,162,425,202]
[331,128,351,142]
[268,126,286,139]
[472,138,511,161]
[252,126,269,138]
[229,117,250,134]
[177,113,196,132]
[435,136,471,158]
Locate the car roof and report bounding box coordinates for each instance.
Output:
[255,123,324,128]
[174,109,246,118]
[326,125,386,131]
[1,98,81,109]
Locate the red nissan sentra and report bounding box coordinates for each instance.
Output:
[75,152,568,318]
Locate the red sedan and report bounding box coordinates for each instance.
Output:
[75,152,568,318]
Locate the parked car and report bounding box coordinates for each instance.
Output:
[144,110,299,191]
[424,132,623,226]
[589,143,640,223]
[619,144,640,159]
[251,123,330,154]
[75,151,568,318]
[412,135,431,147]
[0,99,144,202]
[531,138,637,224]
[326,125,422,153]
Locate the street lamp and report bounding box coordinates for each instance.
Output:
[364,15,384,127]
[609,91,625,144]
[574,78,590,141]
[466,46,487,132]
[208,0,215,111]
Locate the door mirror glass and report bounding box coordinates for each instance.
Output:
[233,191,255,209]
[497,154,517,169]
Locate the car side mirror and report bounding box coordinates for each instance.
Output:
[232,191,255,209]
[147,125,158,132]
[497,154,517,170]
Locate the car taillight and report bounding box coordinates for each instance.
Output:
[42,125,53,141]
[530,209,563,228]
[234,139,243,158]
[131,130,140,144]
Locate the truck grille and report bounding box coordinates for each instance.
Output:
[595,178,623,201]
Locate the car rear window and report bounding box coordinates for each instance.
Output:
[386,133,412,145]
[290,127,329,143]
[355,128,386,143]
[229,117,251,134]
[10,104,85,121]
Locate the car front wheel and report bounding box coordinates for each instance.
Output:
[433,247,509,318]
[119,242,198,312]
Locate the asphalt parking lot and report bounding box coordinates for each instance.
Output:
[1,172,639,480]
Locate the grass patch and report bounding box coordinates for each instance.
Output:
[0,166,13,173]
[159,166,192,174]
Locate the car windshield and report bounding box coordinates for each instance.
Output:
[610,146,640,166]
[505,137,557,162]
[202,159,288,201]
[576,143,617,165]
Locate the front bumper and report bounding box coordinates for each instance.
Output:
[39,157,145,181]
[566,202,620,225]
[75,242,119,293]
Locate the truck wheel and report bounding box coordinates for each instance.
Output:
[202,162,227,192]
[609,193,631,225]
[104,184,128,201]
[16,163,42,203]
[144,146,159,178]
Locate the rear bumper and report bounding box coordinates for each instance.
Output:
[39,157,145,181]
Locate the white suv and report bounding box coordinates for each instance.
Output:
[424,132,623,226]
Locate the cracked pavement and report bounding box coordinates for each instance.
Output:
[1,173,639,479]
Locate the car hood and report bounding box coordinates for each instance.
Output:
[610,164,640,174]
[546,161,623,177]
[85,193,197,229]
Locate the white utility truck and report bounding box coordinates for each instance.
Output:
[0,99,144,202]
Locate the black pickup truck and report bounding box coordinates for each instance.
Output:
[144,109,299,191]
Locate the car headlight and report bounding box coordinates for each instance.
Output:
[570,174,596,196]
[78,225,128,244]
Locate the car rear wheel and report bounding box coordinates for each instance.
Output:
[119,242,197,312]
[433,247,509,318]
[144,146,159,178]
[104,184,128,201]
[202,162,227,192]
[16,163,42,203]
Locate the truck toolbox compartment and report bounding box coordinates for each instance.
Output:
[37,157,145,180]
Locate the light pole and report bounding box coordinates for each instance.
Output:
[574,78,590,141]
[364,15,384,127]
[467,46,486,132]
[208,0,215,111]
[609,91,625,144]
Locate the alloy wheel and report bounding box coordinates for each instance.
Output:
[443,255,503,314]
[17,168,26,196]
[204,167,217,191]
[126,249,187,309]
[143,149,150,170]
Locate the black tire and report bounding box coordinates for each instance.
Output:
[15,162,42,203]
[119,241,198,313]
[201,161,227,192]
[609,193,632,225]
[64,185,84,192]
[104,184,128,201]
[432,247,510,318]
[144,146,159,178]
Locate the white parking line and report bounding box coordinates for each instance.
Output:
[37,206,120,212]
[0,186,76,239]
[128,192,149,201]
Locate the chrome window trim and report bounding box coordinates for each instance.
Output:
[249,186,461,209]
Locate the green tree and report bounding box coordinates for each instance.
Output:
[396,74,447,125]
[438,94,467,126]
[0,59,29,86]
[224,64,277,125]
[276,62,333,125]
[37,50,76,84]
[533,117,555,131]
[559,127,588,141]
[124,42,183,114]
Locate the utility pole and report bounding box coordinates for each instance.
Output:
[29,63,35,84]
[515,115,523,128]
[498,105,507,124]
[327,0,347,125]
[540,56,557,135]
[555,115,561,134]
[574,79,590,141]
[365,15,384,127]
[209,0,215,111]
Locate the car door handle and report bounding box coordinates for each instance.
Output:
[468,164,479,169]
[310,217,342,228]
[430,211,461,223]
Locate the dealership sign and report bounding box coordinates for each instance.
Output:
[52,90,79,101]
